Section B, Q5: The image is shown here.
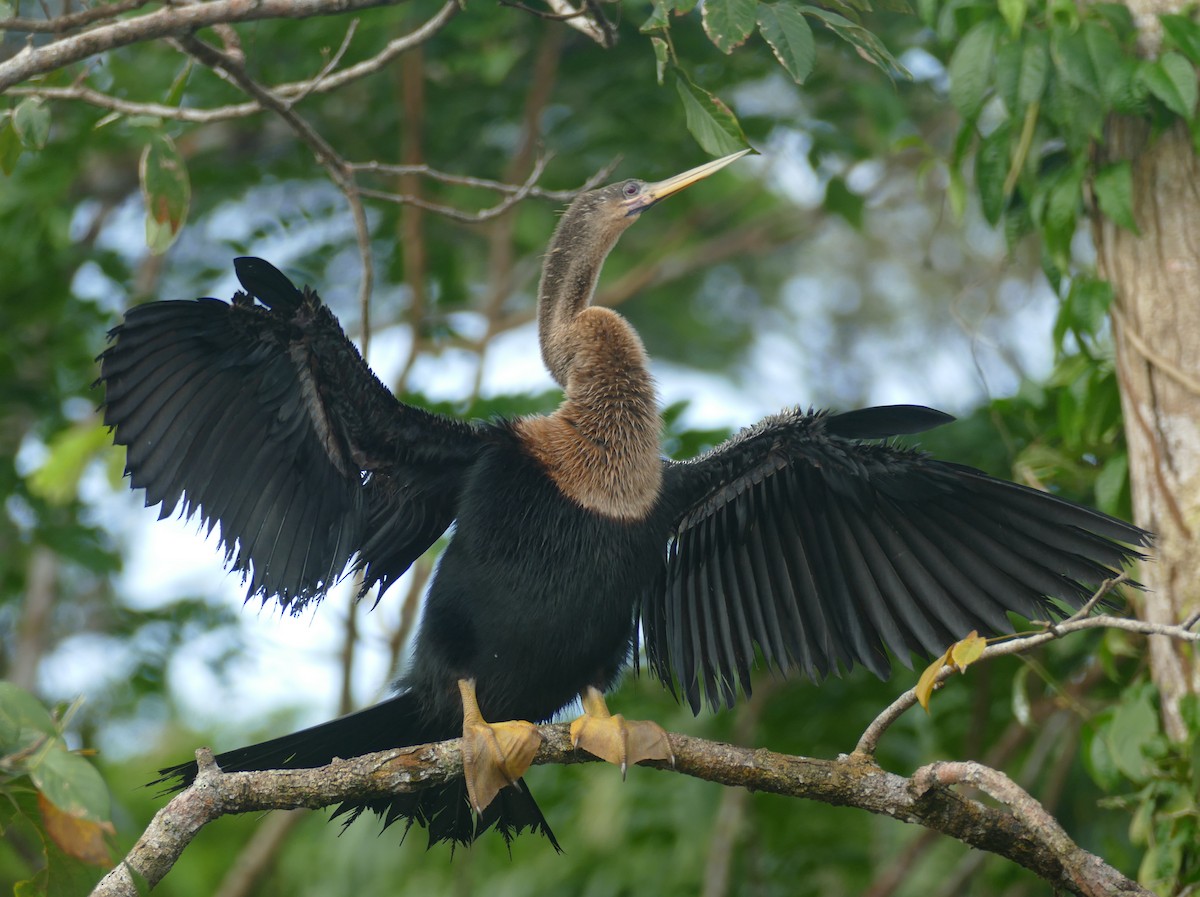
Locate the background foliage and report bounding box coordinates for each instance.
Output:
[1,0,1193,893]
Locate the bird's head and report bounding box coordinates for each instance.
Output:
[560,149,752,246]
[538,149,751,387]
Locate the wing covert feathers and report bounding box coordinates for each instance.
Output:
[99,258,477,610]
[648,406,1151,713]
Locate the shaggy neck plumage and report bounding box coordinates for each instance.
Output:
[528,195,662,519]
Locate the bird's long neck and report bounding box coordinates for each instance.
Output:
[525,204,662,520]
[537,216,610,387]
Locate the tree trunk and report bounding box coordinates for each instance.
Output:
[1095,116,1200,740]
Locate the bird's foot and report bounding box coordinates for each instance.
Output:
[569,686,673,777]
[458,679,542,814]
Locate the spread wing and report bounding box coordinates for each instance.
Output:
[644,405,1150,713]
[99,257,484,610]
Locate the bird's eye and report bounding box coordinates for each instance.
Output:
[622,181,641,198]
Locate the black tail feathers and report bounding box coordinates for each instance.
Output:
[155,691,559,850]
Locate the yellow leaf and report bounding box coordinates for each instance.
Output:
[949,631,986,670]
[37,793,114,867]
[915,647,951,712]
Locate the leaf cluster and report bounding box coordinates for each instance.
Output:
[0,684,114,891]
[1086,686,1200,893]
[935,3,1200,280]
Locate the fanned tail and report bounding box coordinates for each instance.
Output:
[155,691,559,850]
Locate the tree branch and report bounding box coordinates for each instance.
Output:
[852,575,1200,757]
[1,0,153,35]
[90,723,1148,897]
[7,0,459,120]
[0,0,416,92]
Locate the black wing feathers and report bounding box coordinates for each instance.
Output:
[649,406,1150,713]
[99,258,481,609]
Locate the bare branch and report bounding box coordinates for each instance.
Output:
[911,761,1142,897]
[7,1,458,121]
[357,154,552,222]
[0,0,418,92]
[90,724,1146,897]
[854,575,1200,757]
[1,0,152,33]
[350,157,617,199]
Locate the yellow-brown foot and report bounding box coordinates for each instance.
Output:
[569,686,673,777]
[458,679,542,814]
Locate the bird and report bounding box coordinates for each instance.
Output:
[98,150,1149,849]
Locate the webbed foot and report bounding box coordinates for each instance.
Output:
[569,686,673,777]
[458,679,542,813]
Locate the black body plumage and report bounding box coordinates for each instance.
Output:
[101,220,1148,845]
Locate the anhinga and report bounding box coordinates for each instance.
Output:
[99,151,1149,848]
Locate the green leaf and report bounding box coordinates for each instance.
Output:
[673,74,747,156]
[1039,161,1085,265]
[12,98,50,150]
[1106,686,1160,783]
[1083,20,1124,104]
[1094,451,1129,515]
[947,19,999,119]
[995,34,1047,114]
[0,114,24,175]
[800,6,908,76]
[824,176,864,228]
[1091,2,1134,36]
[1161,13,1200,65]
[975,123,1011,225]
[1141,51,1198,120]
[1011,665,1032,727]
[651,37,669,85]
[947,165,967,220]
[1104,57,1147,114]
[1054,28,1101,98]
[1083,711,1122,790]
[139,132,190,254]
[1065,276,1114,338]
[757,3,816,85]
[29,748,111,823]
[1094,161,1139,234]
[998,0,1025,36]
[27,423,114,505]
[701,0,757,54]
[0,682,59,750]
[164,60,193,108]
[640,0,669,33]
[1018,31,1049,108]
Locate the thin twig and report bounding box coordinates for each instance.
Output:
[0,0,420,92]
[351,157,617,198]
[852,575,1200,757]
[9,1,458,119]
[358,155,552,222]
[286,17,360,107]
[175,34,374,349]
[1,0,151,34]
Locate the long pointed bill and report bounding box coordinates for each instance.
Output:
[624,149,751,215]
